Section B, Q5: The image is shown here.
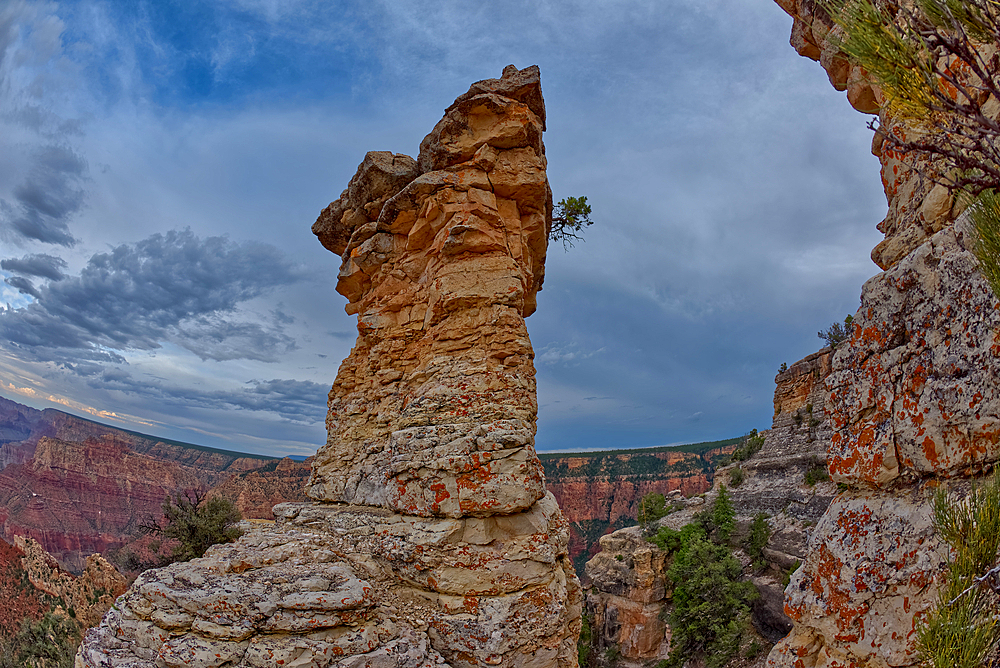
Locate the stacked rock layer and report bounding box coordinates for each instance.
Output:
[769,4,1000,668]
[77,65,581,668]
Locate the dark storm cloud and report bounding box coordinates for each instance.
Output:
[94,368,327,423]
[0,228,306,363]
[4,275,41,299]
[171,316,297,363]
[1,253,68,280]
[2,145,86,246]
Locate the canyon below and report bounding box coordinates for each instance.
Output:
[0,391,734,580]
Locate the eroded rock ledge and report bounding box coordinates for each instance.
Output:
[77,65,581,668]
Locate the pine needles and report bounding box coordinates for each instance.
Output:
[916,471,1000,668]
[971,191,1000,298]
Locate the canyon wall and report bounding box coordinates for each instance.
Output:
[541,445,731,576]
[78,65,581,668]
[768,3,1000,667]
[0,398,300,573]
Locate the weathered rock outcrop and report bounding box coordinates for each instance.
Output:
[78,65,581,668]
[584,527,672,664]
[768,4,1000,667]
[767,216,997,668]
[15,535,128,630]
[308,65,551,519]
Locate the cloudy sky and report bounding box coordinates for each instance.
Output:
[0,0,885,457]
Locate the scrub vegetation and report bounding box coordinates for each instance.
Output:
[647,486,760,668]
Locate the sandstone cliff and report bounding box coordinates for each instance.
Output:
[767,4,1000,667]
[581,349,840,667]
[78,65,581,668]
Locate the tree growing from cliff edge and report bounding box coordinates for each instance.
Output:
[142,491,243,563]
[637,492,669,532]
[818,315,854,350]
[550,196,593,250]
[825,0,1000,194]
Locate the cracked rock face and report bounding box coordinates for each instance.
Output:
[77,65,581,668]
[78,501,581,668]
[768,6,1000,668]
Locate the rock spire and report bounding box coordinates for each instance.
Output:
[77,65,581,668]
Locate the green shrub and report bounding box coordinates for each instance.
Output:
[577,613,592,666]
[744,513,771,567]
[0,612,80,668]
[818,315,854,349]
[916,471,1000,668]
[664,534,758,668]
[144,491,243,563]
[711,485,735,544]
[636,492,669,528]
[730,430,765,462]
[648,522,706,554]
[805,460,830,486]
[729,466,745,488]
[782,560,801,588]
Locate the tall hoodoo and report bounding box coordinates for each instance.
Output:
[77,65,581,668]
[309,63,551,518]
[769,4,1000,668]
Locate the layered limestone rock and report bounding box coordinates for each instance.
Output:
[78,65,580,668]
[768,5,1000,667]
[308,65,551,518]
[727,349,837,527]
[584,528,671,665]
